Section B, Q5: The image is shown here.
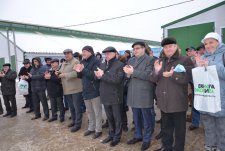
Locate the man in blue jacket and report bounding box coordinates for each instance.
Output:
[28,57,49,121]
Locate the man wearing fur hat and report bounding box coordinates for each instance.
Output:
[0,63,17,117]
[151,37,194,151]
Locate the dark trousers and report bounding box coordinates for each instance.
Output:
[65,92,83,128]
[104,103,122,141]
[122,94,128,128]
[32,91,49,117]
[132,107,155,143]
[0,97,3,112]
[3,95,17,115]
[161,111,186,151]
[49,96,65,120]
[63,96,69,108]
[25,92,33,110]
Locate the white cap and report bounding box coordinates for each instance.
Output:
[201,32,222,43]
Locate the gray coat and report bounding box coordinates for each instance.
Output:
[127,55,155,108]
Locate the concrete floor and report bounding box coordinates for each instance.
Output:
[0,94,205,151]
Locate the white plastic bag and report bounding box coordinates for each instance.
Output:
[192,65,221,113]
[18,80,29,95]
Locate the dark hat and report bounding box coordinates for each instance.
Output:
[185,46,196,51]
[82,46,94,55]
[125,50,131,54]
[196,44,205,51]
[161,37,177,47]
[23,59,30,64]
[3,63,11,67]
[44,57,52,62]
[132,41,146,48]
[73,52,80,58]
[63,49,73,54]
[102,47,117,53]
[60,58,65,63]
[51,59,59,63]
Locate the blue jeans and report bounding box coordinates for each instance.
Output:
[65,92,83,128]
[132,107,155,143]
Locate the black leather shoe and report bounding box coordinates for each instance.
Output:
[189,125,199,131]
[92,132,102,139]
[60,118,64,123]
[123,126,128,132]
[127,138,143,145]
[155,131,163,140]
[110,140,120,147]
[10,114,17,118]
[42,116,49,121]
[102,122,109,128]
[26,110,33,113]
[84,130,95,136]
[3,113,11,117]
[22,105,29,109]
[48,118,57,122]
[31,115,41,120]
[141,142,150,151]
[67,122,75,127]
[71,126,80,132]
[101,137,113,144]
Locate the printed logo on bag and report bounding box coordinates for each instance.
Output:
[19,84,28,90]
[195,84,216,97]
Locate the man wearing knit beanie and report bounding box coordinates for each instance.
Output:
[73,45,103,139]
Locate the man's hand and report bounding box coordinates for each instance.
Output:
[163,67,174,78]
[27,73,32,78]
[94,68,104,79]
[154,60,163,74]
[123,65,134,76]
[44,72,51,79]
[58,73,65,79]
[73,64,84,72]
[0,72,5,77]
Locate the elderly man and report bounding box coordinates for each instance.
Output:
[124,41,155,151]
[151,37,194,151]
[57,49,83,132]
[74,46,102,139]
[95,47,124,147]
[0,63,17,117]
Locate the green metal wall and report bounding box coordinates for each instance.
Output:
[168,22,214,55]
[222,28,225,43]
[10,55,16,71]
[0,57,5,70]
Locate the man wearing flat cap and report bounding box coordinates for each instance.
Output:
[124,41,155,151]
[150,37,194,151]
[18,59,33,113]
[45,59,65,122]
[74,45,102,139]
[94,46,124,147]
[0,63,17,117]
[56,49,83,132]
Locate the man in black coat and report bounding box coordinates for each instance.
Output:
[44,59,65,122]
[0,63,17,117]
[94,47,124,147]
[18,59,33,113]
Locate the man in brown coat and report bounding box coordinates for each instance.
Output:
[151,37,194,151]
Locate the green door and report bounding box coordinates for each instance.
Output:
[0,57,5,70]
[222,28,225,43]
[168,22,214,55]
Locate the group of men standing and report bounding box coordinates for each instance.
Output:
[0,37,194,151]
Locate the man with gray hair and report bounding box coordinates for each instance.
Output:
[56,49,83,132]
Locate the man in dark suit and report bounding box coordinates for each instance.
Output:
[0,63,17,117]
[95,47,124,147]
